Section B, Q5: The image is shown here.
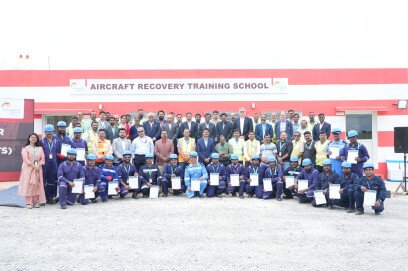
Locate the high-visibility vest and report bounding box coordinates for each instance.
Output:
[315,140,329,166]
[83,130,98,154]
[178,137,195,163]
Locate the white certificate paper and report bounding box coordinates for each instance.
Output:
[263,178,272,192]
[76,148,86,161]
[191,179,201,191]
[61,143,71,157]
[250,173,259,186]
[297,179,309,191]
[71,178,84,194]
[171,177,181,190]
[329,184,341,199]
[149,185,159,198]
[314,190,327,205]
[285,176,295,188]
[329,146,340,159]
[230,174,239,187]
[128,176,139,189]
[108,182,118,195]
[347,150,359,164]
[210,173,220,186]
[84,185,95,199]
[364,190,377,206]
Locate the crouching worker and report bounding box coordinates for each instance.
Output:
[312,159,340,209]
[58,148,84,209]
[100,154,120,202]
[354,163,386,215]
[244,154,265,199]
[140,154,162,198]
[295,158,319,203]
[206,153,227,198]
[226,154,246,199]
[117,151,140,199]
[282,156,302,199]
[185,151,208,198]
[163,154,185,196]
[79,154,103,205]
[339,162,359,213]
[262,156,283,201]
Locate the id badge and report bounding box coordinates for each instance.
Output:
[278,151,282,157]
[34,161,38,166]
[49,154,53,159]
[149,178,153,183]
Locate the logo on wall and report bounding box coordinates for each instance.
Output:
[70,79,86,92]
[0,98,24,119]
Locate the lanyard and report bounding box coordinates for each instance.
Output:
[47,139,54,151]
[279,141,286,150]
[367,179,372,190]
[172,166,178,174]
[124,164,130,174]
[212,164,218,172]
[253,166,258,174]
[269,167,277,177]
[305,140,314,150]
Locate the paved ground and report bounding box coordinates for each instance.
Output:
[1,192,407,271]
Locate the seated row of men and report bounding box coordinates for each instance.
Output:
[57,147,386,215]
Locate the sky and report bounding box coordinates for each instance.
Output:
[0,0,407,70]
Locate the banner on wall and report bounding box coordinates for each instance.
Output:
[0,99,34,182]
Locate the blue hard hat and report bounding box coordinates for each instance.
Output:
[323,159,332,166]
[105,154,114,160]
[73,127,82,134]
[363,162,374,169]
[211,153,220,159]
[290,156,299,162]
[67,148,77,155]
[169,154,178,159]
[341,161,352,168]
[332,128,341,134]
[44,124,54,132]
[302,158,312,166]
[251,154,260,160]
[123,151,132,157]
[86,154,96,160]
[145,153,154,159]
[57,121,67,127]
[347,130,358,138]
[230,154,238,160]
[189,151,198,157]
[267,156,276,163]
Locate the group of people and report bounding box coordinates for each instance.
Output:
[18,108,386,215]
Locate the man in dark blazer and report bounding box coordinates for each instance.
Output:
[106,116,119,142]
[274,111,294,140]
[255,114,274,142]
[196,128,216,166]
[143,112,161,142]
[161,114,179,153]
[198,113,216,140]
[233,107,253,140]
[180,112,199,139]
[215,113,233,141]
[312,113,331,141]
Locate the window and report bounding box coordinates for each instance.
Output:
[346,114,372,139]
[44,115,74,128]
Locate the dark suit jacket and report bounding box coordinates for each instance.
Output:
[196,137,216,163]
[143,120,161,140]
[274,120,294,140]
[180,121,199,139]
[198,122,216,140]
[255,123,274,142]
[106,126,119,142]
[215,121,233,141]
[233,117,253,140]
[161,122,179,141]
[129,125,139,141]
[312,122,331,141]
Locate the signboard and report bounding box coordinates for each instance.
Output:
[0,98,24,119]
[0,99,34,182]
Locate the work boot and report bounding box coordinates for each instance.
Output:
[346,209,356,213]
[355,211,364,215]
[328,205,334,210]
[91,199,98,203]
[276,197,282,201]
[216,194,222,198]
[231,193,236,197]
[132,193,139,199]
[61,205,67,209]
[239,195,244,199]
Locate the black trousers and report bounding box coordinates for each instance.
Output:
[133,155,146,171]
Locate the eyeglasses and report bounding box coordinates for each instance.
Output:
[138,130,144,133]
[295,135,300,137]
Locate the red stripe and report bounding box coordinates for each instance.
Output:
[378,131,394,147]
[0,69,407,87]
[0,172,20,182]
[377,162,387,180]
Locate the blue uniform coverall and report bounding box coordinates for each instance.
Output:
[57,161,84,207]
[206,163,227,197]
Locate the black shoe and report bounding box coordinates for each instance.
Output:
[132,193,139,199]
[248,194,253,198]
[375,211,381,215]
[346,209,356,213]
[143,195,148,198]
[231,193,237,197]
[163,194,168,197]
[91,199,98,203]
[225,191,230,195]
[40,203,46,207]
[355,211,364,215]
[46,200,54,205]
[76,197,80,203]
[199,195,204,198]
[239,195,244,199]
[276,197,282,201]
[53,197,59,204]
[61,205,66,209]
[328,205,334,210]
[216,194,222,198]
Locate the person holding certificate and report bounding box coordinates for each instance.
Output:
[71,127,88,166]
[139,154,162,198]
[79,154,103,205]
[57,148,84,209]
[117,151,140,199]
[206,153,227,198]
[262,156,283,201]
[163,154,185,196]
[99,155,120,202]
[295,159,319,203]
[338,162,359,213]
[282,156,302,199]
[340,130,370,177]
[354,163,386,215]
[244,154,265,198]
[55,121,73,166]
[311,159,340,209]
[184,151,208,198]
[226,154,246,198]
[326,128,346,177]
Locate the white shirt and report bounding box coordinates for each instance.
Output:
[131,136,154,155]
[280,121,286,132]
[239,117,245,134]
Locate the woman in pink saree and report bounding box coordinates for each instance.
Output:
[18,133,46,208]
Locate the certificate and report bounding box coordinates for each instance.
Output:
[61,143,71,157]
[108,182,118,195]
[314,190,327,205]
[71,178,84,194]
[171,177,181,190]
[250,173,259,186]
[297,179,309,191]
[230,174,239,187]
[76,148,86,161]
[329,184,341,199]
[263,178,272,192]
[364,190,377,206]
[285,176,295,188]
[191,179,201,191]
[149,185,159,199]
[347,150,359,164]
[329,146,340,159]
[128,176,139,189]
[84,185,95,199]
[210,173,219,186]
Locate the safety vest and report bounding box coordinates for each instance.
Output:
[228,138,244,161]
[93,139,111,163]
[315,140,329,166]
[178,137,195,163]
[84,130,98,154]
[291,140,304,162]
